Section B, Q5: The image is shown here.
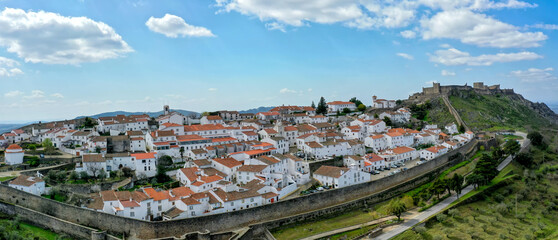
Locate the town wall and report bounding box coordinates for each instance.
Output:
[0,201,120,240]
[409,82,515,102]
[0,140,477,240]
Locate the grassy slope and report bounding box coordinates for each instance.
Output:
[0,218,65,240]
[449,91,552,132]
[394,143,558,240]
[424,97,455,127]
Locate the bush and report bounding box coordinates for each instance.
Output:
[448,209,460,217]
[414,226,427,234]
[436,213,448,222]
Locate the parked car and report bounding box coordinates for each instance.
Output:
[316,187,324,191]
[416,161,424,165]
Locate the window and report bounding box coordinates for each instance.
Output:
[189,206,193,210]
[130,212,135,217]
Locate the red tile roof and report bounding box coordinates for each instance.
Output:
[212,157,242,168]
[131,152,156,160]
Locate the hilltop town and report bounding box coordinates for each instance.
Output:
[0,90,475,223]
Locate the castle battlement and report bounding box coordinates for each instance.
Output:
[409,82,514,101]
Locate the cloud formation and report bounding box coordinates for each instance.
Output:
[429,48,542,66]
[441,70,456,76]
[510,68,557,82]
[146,14,215,38]
[396,53,414,60]
[0,56,23,77]
[0,8,133,65]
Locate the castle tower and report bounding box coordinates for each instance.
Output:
[163,105,169,115]
[433,82,441,93]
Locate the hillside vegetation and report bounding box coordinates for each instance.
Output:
[448,90,553,132]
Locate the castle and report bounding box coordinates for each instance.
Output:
[409,82,515,101]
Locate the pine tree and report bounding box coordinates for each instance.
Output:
[316,97,327,115]
[311,101,316,109]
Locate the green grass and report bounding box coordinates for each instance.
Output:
[423,97,455,126]
[328,224,379,240]
[271,202,390,240]
[449,91,554,132]
[42,193,67,203]
[0,176,16,182]
[0,218,67,240]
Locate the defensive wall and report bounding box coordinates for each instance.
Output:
[409,82,515,102]
[0,139,477,239]
[0,200,120,240]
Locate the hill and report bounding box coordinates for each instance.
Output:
[0,123,28,134]
[411,89,557,132]
[74,109,199,119]
[238,106,274,114]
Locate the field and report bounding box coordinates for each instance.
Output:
[393,144,558,240]
[0,214,69,240]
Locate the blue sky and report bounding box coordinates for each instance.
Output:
[0,0,557,122]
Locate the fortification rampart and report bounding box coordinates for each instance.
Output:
[409,82,515,102]
[0,140,477,240]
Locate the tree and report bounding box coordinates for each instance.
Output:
[515,152,534,168]
[430,179,446,199]
[451,173,464,198]
[383,116,392,126]
[374,113,379,119]
[69,171,79,181]
[474,153,498,185]
[357,104,366,112]
[42,138,55,154]
[527,131,544,147]
[121,167,133,178]
[155,165,171,183]
[343,108,351,114]
[79,171,89,180]
[311,101,316,109]
[83,117,96,128]
[458,124,465,133]
[28,144,36,151]
[179,147,185,162]
[504,140,521,158]
[349,97,363,107]
[467,174,483,189]
[98,169,107,179]
[95,146,101,153]
[316,97,328,115]
[158,155,173,167]
[387,199,407,221]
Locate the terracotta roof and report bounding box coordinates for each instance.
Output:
[184,124,225,132]
[305,141,323,149]
[371,134,385,139]
[83,154,105,162]
[131,152,156,160]
[230,149,270,156]
[7,144,22,150]
[170,186,194,198]
[283,126,298,131]
[121,200,140,208]
[262,192,279,199]
[327,101,355,105]
[212,157,242,168]
[365,153,384,162]
[258,112,280,116]
[143,188,171,201]
[193,159,212,167]
[392,146,416,154]
[200,175,223,183]
[212,137,238,143]
[314,165,349,178]
[385,132,403,137]
[206,115,223,121]
[257,155,281,165]
[179,167,199,182]
[151,130,175,138]
[238,165,268,172]
[182,197,201,205]
[177,134,210,142]
[100,190,118,201]
[9,175,43,187]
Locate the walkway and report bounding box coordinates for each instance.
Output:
[300,216,395,240]
[0,163,71,178]
[441,95,469,131]
[373,133,529,240]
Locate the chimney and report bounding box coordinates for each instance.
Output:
[373,96,377,101]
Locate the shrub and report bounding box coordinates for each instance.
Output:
[448,209,460,218]
[436,213,447,223]
[414,226,427,234]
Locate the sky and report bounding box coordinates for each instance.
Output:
[0,0,557,123]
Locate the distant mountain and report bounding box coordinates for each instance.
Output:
[0,123,27,134]
[75,109,199,119]
[238,106,275,114]
[548,104,558,114]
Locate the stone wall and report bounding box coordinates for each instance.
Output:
[0,201,120,240]
[0,140,477,240]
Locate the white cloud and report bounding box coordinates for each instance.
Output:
[208,88,218,91]
[307,88,313,92]
[279,88,298,94]
[146,14,215,38]
[429,48,542,66]
[441,69,456,76]
[51,93,64,98]
[0,56,23,77]
[527,23,558,30]
[4,90,23,98]
[0,8,133,65]
[265,22,286,32]
[421,9,547,48]
[23,90,45,99]
[439,43,452,48]
[0,67,23,77]
[419,0,537,11]
[400,30,416,38]
[396,53,414,60]
[510,67,557,82]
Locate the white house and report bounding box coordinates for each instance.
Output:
[236,165,269,184]
[261,137,288,154]
[9,174,46,195]
[364,135,387,153]
[313,165,371,188]
[364,153,385,171]
[372,96,396,109]
[445,123,458,135]
[327,101,357,113]
[379,146,417,164]
[4,144,24,165]
[200,115,225,125]
[420,145,448,160]
[131,152,158,178]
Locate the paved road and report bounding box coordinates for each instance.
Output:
[373,132,529,240]
[300,216,395,240]
[0,163,71,178]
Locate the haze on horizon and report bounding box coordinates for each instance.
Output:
[0,0,557,122]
